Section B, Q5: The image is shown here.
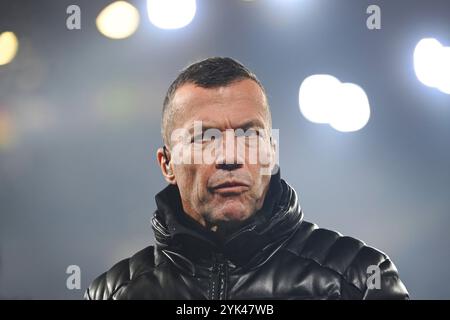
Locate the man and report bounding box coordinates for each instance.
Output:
[85,57,409,300]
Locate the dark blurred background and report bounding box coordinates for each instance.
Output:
[0,0,449,299]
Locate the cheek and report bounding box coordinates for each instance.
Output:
[244,144,275,177]
[175,165,211,199]
[173,165,197,194]
[248,167,271,199]
[247,164,263,187]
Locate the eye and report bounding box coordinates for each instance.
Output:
[244,128,260,137]
[191,133,204,144]
[202,130,222,143]
[234,128,245,138]
[191,131,221,144]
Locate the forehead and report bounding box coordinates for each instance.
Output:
[170,79,268,130]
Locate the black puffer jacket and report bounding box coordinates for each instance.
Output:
[85,173,409,300]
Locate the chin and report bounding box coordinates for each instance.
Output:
[207,196,255,223]
[216,203,252,222]
[221,210,249,222]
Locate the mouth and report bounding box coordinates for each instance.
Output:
[210,181,250,195]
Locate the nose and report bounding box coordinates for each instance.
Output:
[216,162,242,171]
[214,129,244,171]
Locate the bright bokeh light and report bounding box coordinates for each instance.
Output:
[329,83,370,132]
[96,1,140,39]
[147,0,196,30]
[299,74,341,124]
[299,74,371,132]
[414,38,450,94]
[435,46,450,94]
[0,31,19,66]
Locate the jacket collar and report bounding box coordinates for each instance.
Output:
[151,170,303,271]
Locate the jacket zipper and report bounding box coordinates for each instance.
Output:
[211,253,227,300]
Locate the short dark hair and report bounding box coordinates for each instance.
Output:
[161,57,271,146]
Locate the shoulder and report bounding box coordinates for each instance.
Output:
[284,221,409,299]
[84,246,155,300]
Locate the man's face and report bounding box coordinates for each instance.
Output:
[159,79,275,229]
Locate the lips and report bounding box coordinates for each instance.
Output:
[210,181,250,194]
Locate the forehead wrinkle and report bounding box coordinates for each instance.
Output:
[186,118,266,133]
[166,80,271,143]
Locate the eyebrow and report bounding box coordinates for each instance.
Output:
[186,119,266,135]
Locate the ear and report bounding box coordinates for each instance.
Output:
[157,147,176,185]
